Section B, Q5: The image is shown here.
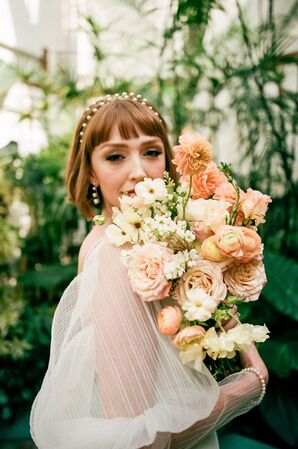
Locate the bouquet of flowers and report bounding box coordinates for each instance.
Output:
[96,133,271,380]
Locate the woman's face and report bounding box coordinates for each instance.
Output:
[90,125,166,216]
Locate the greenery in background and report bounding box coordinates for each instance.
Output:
[0,1,297,447]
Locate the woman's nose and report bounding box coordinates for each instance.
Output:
[128,156,146,181]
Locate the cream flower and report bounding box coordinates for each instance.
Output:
[250,324,270,343]
[227,323,269,351]
[203,328,235,360]
[125,243,173,301]
[182,288,218,321]
[135,178,167,205]
[105,223,131,246]
[224,260,267,301]
[179,343,206,372]
[178,198,230,237]
[119,194,147,210]
[226,324,254,351]
[106,211,145,246]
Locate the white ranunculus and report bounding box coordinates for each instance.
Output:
[135,178,167,204]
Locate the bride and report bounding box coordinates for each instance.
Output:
[30,92,268,449]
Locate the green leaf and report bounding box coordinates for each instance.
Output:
[19,263,77,289]
[262,251,298,320]
[259,336,298,378]
[261,376,298,447]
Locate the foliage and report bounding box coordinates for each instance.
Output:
[0,136,83,423]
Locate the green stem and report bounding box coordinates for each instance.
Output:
[229,180,241,225]
[183,175,193,220]
[227,310,241,325]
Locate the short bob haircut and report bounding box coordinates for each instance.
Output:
[65,98,177,219]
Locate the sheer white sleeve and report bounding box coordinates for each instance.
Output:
[30,238,262,449]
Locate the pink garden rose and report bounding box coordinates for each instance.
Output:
[214,225,262,263]
[126,243,173,301]
[157,306,183,335]
[223,260,267,301]
[175,258,227,305]
[182,162,225,199]
[172,325,206,349]
[172,133,213,176]
[240,188,272,225]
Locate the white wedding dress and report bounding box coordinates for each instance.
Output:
[30,238,261,449]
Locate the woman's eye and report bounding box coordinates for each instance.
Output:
[106,154,124,162]
[145,149,162,157]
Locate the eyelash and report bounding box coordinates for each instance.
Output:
[106,149,162,162]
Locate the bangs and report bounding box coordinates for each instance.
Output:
[86,100,165,150]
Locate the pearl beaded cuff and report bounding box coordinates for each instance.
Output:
[241,367,266,405]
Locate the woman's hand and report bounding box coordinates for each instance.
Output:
[240,344,269,384]
[222,305,240,331]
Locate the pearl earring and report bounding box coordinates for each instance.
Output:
[92,184,100,205]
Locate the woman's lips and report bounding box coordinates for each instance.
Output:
[122,190,136,196]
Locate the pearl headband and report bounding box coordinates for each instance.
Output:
[78,92,162,146]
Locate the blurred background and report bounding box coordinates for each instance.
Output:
[0,1,297,448]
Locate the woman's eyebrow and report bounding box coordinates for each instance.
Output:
[100,138,163,150]
[140,138,163,146]
[101,142,128,149]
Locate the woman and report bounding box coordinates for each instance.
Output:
[30,92,268,449]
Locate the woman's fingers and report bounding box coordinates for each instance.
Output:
[222,305,239,331]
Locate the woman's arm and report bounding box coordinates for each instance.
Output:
[170,345,268,448]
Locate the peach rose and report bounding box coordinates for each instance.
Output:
[157,306,183,335]
[126,243,173,301]
[175,259,227,305]
[215,225,262,263]
[214,179,245,207]
[172,325,206,349]
[223,260,267,301]
[172,133,213,176]
[240,188,272,225]
[182,162,226,199]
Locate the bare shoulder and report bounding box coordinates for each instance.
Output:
[78,225,106,273]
